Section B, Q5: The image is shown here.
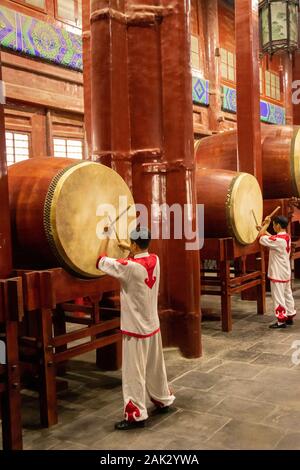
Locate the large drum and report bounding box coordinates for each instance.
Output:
[8,158,135,278]
[195,125,300,199]
[196,169,263,245]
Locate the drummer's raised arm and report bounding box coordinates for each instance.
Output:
[96,253,131,282]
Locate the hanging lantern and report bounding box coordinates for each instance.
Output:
[259,0,299,55]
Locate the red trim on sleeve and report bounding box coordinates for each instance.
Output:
[121,327,160,339]
[96,253,107,269]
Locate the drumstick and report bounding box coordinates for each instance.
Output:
[102,205,132,237]
[268,206,281,219]
[108,215,121,244]
[109,205,132,228]
[260,205,281,232]
[251,210,258,226]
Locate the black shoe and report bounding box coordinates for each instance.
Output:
[269,322,287,329]
[286,318,294,325]
[114,419,146,431]
[157,406,170,414]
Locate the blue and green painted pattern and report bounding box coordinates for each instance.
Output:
[222,84,286,125]
[0,6,82,71]
[260,99,285,125]
[192,71,209,106]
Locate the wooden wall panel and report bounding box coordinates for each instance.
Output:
[2,56,83,114]
[193,106,210,137]
[0,3,85,157]
[191,0,208,79]
[218,0,235,52]
[51,112,84,139]
[1,49,84,158]
[4,105,84,158]
[30,113,47,157]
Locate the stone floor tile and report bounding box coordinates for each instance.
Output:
[150,409,230,442]
[172,370,226,391]
[211,361,265,379]
[209,396,274,424]
[171,388,223,413]
[206,419,282,450]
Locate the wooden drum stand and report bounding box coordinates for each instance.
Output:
[0,277,23,449]
[201,238,266,332]
[17,268,121,427]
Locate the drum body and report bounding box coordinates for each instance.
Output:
[8,158,135,278]
[195,125,300,199]
[196,169,263,245]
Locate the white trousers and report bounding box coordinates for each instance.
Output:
[270,281,296,323]
[122,332,175,422]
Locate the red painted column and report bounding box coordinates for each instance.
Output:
[90,0,201,357]
[90,0,132,188]
[0,52,22,451]
[235,0,262,184]
[293,52,300,125]
[0,54,12,278]
[82,0,92,158]
[282,55,293,125]
[127,0,201,357]
[160,0,201,357]
[206,0,222,132]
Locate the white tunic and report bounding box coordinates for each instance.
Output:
[97,252,160,337]
[259,232,291,282]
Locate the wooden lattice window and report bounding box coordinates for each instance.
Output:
[220,48,236,83]
[191,35,200,70]
[55,0,82,27]
[265,71,281,101]
[54,138,83,159]
[11,1,46,11]
[5,131,30,166]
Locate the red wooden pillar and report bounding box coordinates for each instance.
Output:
[235,1,262,302]
[293,51,300,125]
[206,0,222,132]
[235,0,262,184]
[90,0,201,357]
[282,55,293,125]
[0,55,12,278]
[0,53,22,450]
[90,0,132,188]
[159,0,201,357]
[82,0,92,158]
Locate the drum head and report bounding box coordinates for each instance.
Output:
[227,173,263,245]
[44,161,136,278]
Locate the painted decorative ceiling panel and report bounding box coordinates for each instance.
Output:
[0,6,82,71]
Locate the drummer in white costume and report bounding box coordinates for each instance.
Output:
[96,227,175,430]
[258,215,296,329]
